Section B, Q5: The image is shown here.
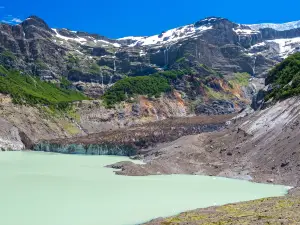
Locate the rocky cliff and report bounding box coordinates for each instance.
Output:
[1,16,300,149]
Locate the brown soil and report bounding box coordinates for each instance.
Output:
[43,115,234,150]
[109,97,300,187]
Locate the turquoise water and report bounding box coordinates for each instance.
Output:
[0,151,289,225]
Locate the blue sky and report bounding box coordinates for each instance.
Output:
[1,0,300,38]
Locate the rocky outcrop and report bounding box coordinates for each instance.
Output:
[0,118,24,150]
[195,100,236,115]
[33,114,234,154]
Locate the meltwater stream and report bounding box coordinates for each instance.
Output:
[0,152,289,225]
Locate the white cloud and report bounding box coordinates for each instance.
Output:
[11,18,22,23]
[1,20,12,24]
[0,16,22,24]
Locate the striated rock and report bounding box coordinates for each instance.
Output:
[0,118,24,150]
[195,100,236,115]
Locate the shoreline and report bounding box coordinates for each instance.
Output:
[2,150,298,224]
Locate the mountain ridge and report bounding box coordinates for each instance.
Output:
[1,15,300,116]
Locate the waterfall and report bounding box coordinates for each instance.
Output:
[195,44,198,59]
[113,58,116,73]
[249,36,253,46]
[109,75,113,86]
[113,50,118,74]
[101,72,104,87]
[152,108,159,121]
[252,55,257,76]
[164,45,171,67]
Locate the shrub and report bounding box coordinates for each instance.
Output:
[265,53,300,100]
[0,65,87,109]
[102,75,171,107]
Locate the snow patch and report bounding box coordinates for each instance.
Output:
[122,24,213,47]
[233,27,259,35]
[248,20,300,31]
[267,37,300,58]
[52,29,87,44]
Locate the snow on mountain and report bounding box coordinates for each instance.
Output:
[267,37,300,58]
[248,20,300,31]
[52,28,121,47]
[117,36,146,41]
[233,26,260,35]
[52,28,88,44]
[120,23,213,47]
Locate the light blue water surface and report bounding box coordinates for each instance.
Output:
[0,151,289,225]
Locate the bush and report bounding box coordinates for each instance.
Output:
[265,53,300,100]
[102,75,171,107]
[0,66,87,109]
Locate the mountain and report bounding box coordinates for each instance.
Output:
[248,20,300,31]
[2,16,300,81]
[1,15,300,117]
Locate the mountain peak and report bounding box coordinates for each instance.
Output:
[194,17,231,28]
[22,15,53,32]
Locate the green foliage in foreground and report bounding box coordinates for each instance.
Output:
[102,75,171,107]
[0,66,87,109]
[265,53,300,100]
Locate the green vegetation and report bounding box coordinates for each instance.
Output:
[60,76,72,89]
[67,54,79,65]
[265,53,300,100]
[156,196,300,225]
[35,59,48,69]
[102,75,171,107]
[61,121,81,135]
[0,66,87,109]
[102,69,194,107]
[199,63,216,74]
[176,57,186,63]
[228,72,251,87]
[205,86,228,100]
[151,69,192,81]
[89,63,101,74]
[1,50,16,60]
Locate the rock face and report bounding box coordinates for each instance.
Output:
[1,16,300,89]
[0,118,24,150]
[34,114,234,153]
[195,100,236,115]
[1,15,300,129]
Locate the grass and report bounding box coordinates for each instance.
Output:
[148,196,300,225]
[35,59,48,69]
[228,73,251,87]
[61,121,81,135]
[89,63,101,74]
[0,65,87,109]
[205,86,228,100]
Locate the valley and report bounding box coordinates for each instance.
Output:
[1,14,300,225]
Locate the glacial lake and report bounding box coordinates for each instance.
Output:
[0,151,289,225]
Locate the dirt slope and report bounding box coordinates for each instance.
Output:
[112,96,300,187]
